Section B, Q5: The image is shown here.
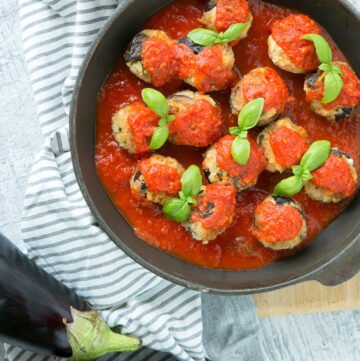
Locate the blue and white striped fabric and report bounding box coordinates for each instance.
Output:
[5,1,262,360]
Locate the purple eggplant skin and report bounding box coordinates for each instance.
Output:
[0,232,90,357]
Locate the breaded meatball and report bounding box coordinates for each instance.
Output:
[203,135,266,192]
[112,103,159,154]
[130,155,184,206]
[268,14,320,74]
[230,67,289,126]
[182,184,236,243]
[167,90,222,147]
[258,117,309,173]
[175,37,235,92]
[304,61,360,121]
[201,0,253,44]
[304,148,357,203]
[252,195,307,250]
[124,29,178,86]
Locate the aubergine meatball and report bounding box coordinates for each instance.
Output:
[175,36,235,93]
[230,67,290,126]
[201,0,253,45]
[252,195,307,250]
[167,90,222,147]
[182,184,236,244]
[258,117,309,173]
[111,103,159,154]
[130,155,185,206]
[304,148,357,203]
[124,29,178,87]
[202,135,267,192]
[304,62,360,121]
[268,14,320,74]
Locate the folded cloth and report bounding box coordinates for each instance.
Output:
[6,0,264,360]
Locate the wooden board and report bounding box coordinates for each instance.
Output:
[253,272,360,318]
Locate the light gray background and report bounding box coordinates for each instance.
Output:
[0,0,359,360]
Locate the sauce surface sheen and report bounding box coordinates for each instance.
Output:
[95,0,360,270]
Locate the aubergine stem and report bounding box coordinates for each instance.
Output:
[65,307,141,361]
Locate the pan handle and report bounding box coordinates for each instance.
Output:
[311,239,360,286]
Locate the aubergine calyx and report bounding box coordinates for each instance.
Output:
[64,307,142,361]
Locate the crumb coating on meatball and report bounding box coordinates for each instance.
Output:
[304,61,360,121]
[231,67,289,126]
[130,155,184,206]
[112,103,159,155]
[203,135,266,192]
[268,14,320,73]
[258,117,309,173]
[182,184,236,243]
[252,195,307,250]
[304,148,357,203]
[167,90,222,147]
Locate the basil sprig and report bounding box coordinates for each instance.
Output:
[302,34,343,104]
[163,165,202,222]
[273,140,330,197]
[188,23,248,47]
[229,98,264,165]
[141,88,175,150]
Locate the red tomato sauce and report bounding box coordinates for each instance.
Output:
[191,184,236,230]
[269,126,308,169]
[252,201,303,243]
[95,0,360,270]
[271,14,320,72]
[215,0,249,32]
[142,37,178,87]
[128,103,159,154]
[138,160,182,194]
[310,153,356,197]
[306,63,360,110]
[242,67,289,113]
[169,99,222,147]
[215,135,266,183]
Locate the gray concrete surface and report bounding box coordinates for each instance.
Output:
[0,0,359,360]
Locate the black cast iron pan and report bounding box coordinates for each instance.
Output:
[70,0,360,294]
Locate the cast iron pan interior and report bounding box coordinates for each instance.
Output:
[70,0,360,294]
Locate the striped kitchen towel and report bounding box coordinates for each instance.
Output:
[6,0,264,360]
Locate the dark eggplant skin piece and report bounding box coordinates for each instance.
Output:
[0,233,141,359]
[177,37,205,55]
[0,232,89,357]
[124,33,148,63]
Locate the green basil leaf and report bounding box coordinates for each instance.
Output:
[149,124,169,150]
[273,176,304,197]
[187,28,219,46]
[231,137,250,165]
[186,196,197,206]
[219,23,248,43]
[181,165,202,197]
[302,34,332,64]
[237,98,264,131]
[179,190,187,201]
[158,117,167,127]
[292,165,303,178]
[331,65,343,75]
[163,198,191,222]
[322,71,343,104]
[301,169,313,181]
[229,127,240,136]
[300,140,330,172]
[166,114,176,122]
[319,63,332,73]
[141,88,169,117]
